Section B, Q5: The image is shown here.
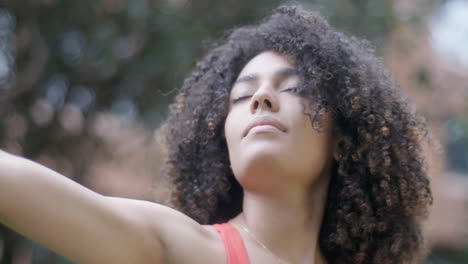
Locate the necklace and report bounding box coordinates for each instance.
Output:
[230,220,291,264]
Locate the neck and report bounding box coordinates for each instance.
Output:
[230,174,329,264]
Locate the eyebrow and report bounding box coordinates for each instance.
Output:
[233,67,299,85]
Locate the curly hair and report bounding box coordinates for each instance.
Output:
[163,5,432,264]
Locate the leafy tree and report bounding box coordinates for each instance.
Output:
[2,1,464,263]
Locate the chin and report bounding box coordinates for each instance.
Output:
[242,145,285,165]
[233,150,286,184]
[242,138,286,153]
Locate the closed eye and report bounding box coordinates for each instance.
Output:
[232,87,298,104]
[231,95,251,104]
[281,87,299,93]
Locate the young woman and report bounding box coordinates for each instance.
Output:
[0,5,432,264]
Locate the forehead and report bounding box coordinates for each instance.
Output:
[237,51,295,78]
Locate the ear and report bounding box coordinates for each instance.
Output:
[333,150,341,162]
[331,135,341,162]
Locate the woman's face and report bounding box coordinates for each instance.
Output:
[224,51,335,193]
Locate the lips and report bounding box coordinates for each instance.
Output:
[243,116,287,137]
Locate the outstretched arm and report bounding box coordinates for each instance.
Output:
[0,150,166,264]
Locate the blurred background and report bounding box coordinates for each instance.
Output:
[0,0,466,263]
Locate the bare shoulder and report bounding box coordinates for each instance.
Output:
[107,197,226,264]
[0,151,224,263]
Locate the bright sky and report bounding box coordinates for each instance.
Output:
[431,0,468,67]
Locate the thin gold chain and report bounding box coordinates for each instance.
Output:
[230,221,291,264]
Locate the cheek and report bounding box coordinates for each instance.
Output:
[287,103,332,157]
[224,112,245,173]
[224,112,240,150]
[298,116,334,164]
[224,103,250,138]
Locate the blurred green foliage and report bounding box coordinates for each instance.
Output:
[1,0,396,127]
[445,115,468,174]
[0,0,465,263]
[428,248,468,264]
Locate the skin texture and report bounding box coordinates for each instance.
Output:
[225,51,335,194]
[0,5,434,264]
[223,51,335,263]
[165,5,433,264]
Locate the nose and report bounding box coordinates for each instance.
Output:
[250,86,279,113]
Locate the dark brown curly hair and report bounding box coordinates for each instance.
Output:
[163,5,432,264]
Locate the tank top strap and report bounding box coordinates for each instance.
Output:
[213,223,250,264]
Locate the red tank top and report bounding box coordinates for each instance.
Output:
[213,223,250,264]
